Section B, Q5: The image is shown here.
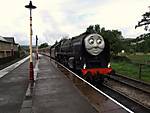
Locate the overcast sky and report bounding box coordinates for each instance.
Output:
[0,0,150,45]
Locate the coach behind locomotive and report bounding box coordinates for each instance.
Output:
[50,32,112,82]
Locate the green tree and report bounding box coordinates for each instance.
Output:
[95,24,101,34]
[86,24,101,34]
[39,43,49,49]
[100,29,124,55]
[135,7,150,31]
[135,33,150,53]
[86,25,95,33]
[135,6,150,53]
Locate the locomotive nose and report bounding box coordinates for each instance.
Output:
[93,46,99,49]
[92,40,99,47]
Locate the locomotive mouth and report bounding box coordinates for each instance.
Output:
[86,47,103,55]
[89,48,102,52]
[87,47,104,50]
[93,49,100,53]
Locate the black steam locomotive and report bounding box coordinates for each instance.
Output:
[50,32,112,83]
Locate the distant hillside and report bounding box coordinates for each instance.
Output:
[20,45,29,50]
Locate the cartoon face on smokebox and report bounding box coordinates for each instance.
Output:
[84,34,105,56]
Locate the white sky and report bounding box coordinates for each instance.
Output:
[0,0,150,45]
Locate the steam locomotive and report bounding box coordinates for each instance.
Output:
[50,32,113,83]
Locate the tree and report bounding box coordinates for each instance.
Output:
[135,7,150,53]
[135,7,150,31]
[95,24,101,34]
[86,25,95,33]
[86,25,101,34]
[135,33,150,53]
[100,29,124,55]
[39,43,49,49]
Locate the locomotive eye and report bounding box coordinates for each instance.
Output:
[97,39,102,44]
[88,38,94,45]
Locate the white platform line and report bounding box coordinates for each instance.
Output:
[56,60,134,113]
[0,56,30,78]
[34,60,39,80]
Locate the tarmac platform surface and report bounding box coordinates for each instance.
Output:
[0,58,29,113]
[32,56,98,113]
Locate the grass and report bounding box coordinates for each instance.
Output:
[111,54,150,83]
[127,54,150,64]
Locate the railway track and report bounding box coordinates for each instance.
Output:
[109,73,150,94]
[99,84,150,113]
[106,73,150,109]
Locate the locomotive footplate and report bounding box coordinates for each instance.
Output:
[81,68,112,76]
[81,68,112,83]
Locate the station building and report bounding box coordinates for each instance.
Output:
[0,36,18,58]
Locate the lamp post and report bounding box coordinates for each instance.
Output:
[25,1,36,82]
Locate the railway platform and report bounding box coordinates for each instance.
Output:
[0,56,30,113]
[0,54,133,113]
[29,55,98,113]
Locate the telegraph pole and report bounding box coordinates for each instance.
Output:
[36,35,38,60]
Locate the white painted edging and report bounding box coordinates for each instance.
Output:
[34,60,39,80]
[56,60,134,113]
[0,56,30,78]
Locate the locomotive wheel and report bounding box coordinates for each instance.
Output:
[83,72,93,83]
[91,73,105,86]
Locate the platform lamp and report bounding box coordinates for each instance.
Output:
[25,1,37,82]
